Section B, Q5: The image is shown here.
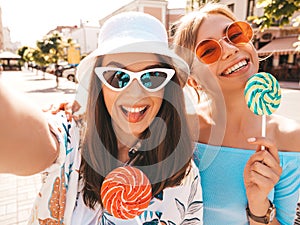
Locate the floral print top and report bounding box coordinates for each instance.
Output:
[28,113,203,225]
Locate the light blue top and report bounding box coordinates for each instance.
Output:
[193,142,300,225]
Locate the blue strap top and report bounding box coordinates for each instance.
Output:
[193,142,300,225]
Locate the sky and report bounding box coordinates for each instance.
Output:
[0,0,185,47]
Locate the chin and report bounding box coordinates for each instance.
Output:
[127,125,148,137]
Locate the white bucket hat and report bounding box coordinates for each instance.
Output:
[76,11,190,90]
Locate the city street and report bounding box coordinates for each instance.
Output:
[0,69,299,224]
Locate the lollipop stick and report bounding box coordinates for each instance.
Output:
[261,115,266,150]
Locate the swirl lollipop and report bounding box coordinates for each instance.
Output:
[244,72,281,116]
[244,72,281,148]
[101,166,152,219]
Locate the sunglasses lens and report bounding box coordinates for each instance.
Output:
[227,21,253,45]
[103,70,130,89]
[195,21,253,64]
[196,40,222,64]
[141,71,168,90]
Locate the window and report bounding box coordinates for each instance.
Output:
[247,0,255,17]
[227,4,234,13]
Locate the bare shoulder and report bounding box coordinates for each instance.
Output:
[269,114,300,152]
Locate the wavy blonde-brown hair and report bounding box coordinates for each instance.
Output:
[173,3,237,68]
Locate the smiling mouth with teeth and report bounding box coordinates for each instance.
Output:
[221,59,249,76]
[121,106,149,123]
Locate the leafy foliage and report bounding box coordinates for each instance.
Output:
[17,31,71,70]
[250,0,300,30]
[36,31,66,65]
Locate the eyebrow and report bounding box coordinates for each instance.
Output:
[223,24,230,35]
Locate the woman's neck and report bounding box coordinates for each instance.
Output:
[201,89,263,148]
[113,125,140,163]
[227,93,264,147]
[117,142,132,163]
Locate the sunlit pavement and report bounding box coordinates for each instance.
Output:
[0,69,299,224]
[0,69,77,107]
[276,81,300,124]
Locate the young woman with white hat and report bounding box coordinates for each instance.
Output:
[0,12,203,224]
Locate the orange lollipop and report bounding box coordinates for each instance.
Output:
[101,166,152,219]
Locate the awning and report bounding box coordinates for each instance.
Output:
[257,36,300,56]
[0,51,21,59]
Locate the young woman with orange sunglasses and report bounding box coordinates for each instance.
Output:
[174,3,300,225]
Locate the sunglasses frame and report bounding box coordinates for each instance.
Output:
[195,21,253,65]
[95,67,175,92]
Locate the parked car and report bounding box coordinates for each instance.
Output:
[62,67,78,83]
[55,64,75,76]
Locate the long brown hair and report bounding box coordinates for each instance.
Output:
[80,55,193,209]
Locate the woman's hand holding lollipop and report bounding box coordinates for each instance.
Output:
[243,72,282,222]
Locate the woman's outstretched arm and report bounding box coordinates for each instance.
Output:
[0,80,59,176]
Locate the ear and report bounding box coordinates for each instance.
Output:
[187,77,199,88]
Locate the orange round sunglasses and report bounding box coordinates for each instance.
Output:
[195,21,253,64]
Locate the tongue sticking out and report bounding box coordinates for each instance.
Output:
[121,106,148,123]
[127,111,145,123]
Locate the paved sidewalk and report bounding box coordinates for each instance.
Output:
[279,81,300,90]
[0,174,42,225]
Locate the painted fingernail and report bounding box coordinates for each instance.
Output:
[247,137,256,143]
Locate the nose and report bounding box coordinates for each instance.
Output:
[125,78,145,95]
[219,39,239,60]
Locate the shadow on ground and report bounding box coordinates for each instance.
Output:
[26,87,76,94]
[25,77,53,81]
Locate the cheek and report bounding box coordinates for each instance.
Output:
[154,97,163,111]
[248,44,259,73]
[102,86,119,116]
[252,51,259,72]
[151,91,164,114]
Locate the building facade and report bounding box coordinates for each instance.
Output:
[0,7,3,51]
[67,24,100,55]
[47,23,100,56]
[99,0,168,27]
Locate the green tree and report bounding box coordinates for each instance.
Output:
[17,46,37,69]
[250,0,300,30]
[31,48,48,77]
[23,47,36,63]
[16,46,28,67]
[17,46,28,61]
[36,31,68,86]
[37,31,65,64]
[249,0,300,51]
